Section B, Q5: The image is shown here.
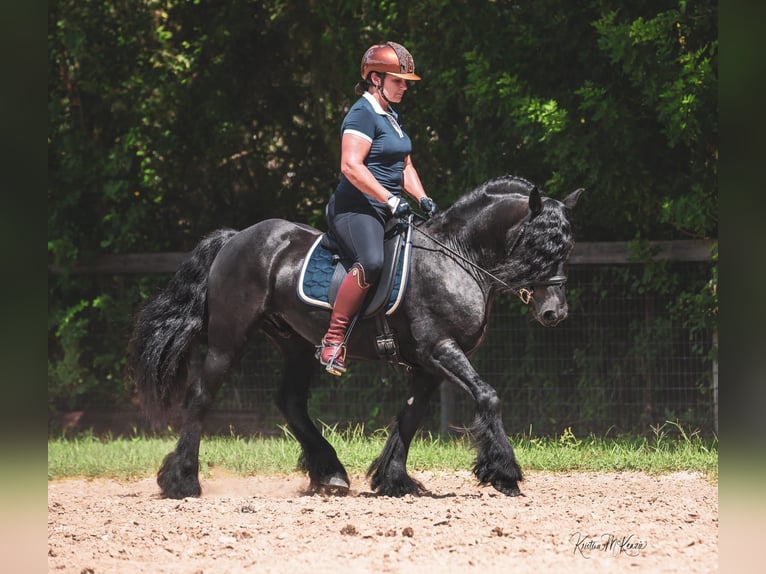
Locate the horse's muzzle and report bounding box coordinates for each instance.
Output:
[533,300,568,327]
[540,308,566,326]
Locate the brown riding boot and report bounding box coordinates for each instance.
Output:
[317,264,370,375]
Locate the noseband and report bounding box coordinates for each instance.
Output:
[410,215,567,305]
[517,274,567,304]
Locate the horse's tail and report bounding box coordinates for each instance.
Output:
[126,228,238,423]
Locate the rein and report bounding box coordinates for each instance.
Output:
[408,214,566,305]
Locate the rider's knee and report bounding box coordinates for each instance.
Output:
[359,254,384,284]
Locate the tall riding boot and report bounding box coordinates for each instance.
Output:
[317,263,370,375]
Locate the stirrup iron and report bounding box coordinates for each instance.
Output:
[316,341,347,376]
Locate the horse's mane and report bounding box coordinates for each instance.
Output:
[446,175,537,212]
[435,175,574,285]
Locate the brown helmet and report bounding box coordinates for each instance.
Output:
[360,42,421,81]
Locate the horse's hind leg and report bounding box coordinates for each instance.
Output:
[368,369,440,496]
[158,324,245,498]
[273,334,350,494]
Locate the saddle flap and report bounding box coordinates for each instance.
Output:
[362,223,406,317]
[327,262,348,304]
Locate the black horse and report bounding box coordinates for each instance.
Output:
[126,175,582,499]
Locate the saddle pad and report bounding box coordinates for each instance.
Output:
[297,232,411,317]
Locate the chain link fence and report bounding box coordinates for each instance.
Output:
[49,248,716,439]
[215,261,716,438]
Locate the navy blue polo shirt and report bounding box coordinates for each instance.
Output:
[334,92,412,214]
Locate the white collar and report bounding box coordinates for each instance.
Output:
[362,91,403,137]
[363,91,395,117]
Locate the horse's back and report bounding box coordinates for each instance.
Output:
[218,217,317,259]
[236,217,320,243]
[208,219,319,294]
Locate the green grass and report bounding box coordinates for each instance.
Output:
[48,421,717,482]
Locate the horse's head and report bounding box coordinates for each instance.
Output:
[430,176,583,326]
[516,185,583,327]
[525,265,569,327]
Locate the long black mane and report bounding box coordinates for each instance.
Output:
[430,175,575,288]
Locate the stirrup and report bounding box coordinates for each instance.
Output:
[316,341,347,376]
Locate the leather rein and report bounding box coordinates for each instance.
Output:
[409,213,567,305]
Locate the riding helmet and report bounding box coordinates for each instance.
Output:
[360,42,421,81]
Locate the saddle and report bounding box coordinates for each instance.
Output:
[297,217,413,318]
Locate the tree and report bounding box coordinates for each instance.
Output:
[48,0,717,416]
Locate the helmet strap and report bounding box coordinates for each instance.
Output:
[372,73,393,108]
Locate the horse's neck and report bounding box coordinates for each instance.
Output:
[416,226,496,301]
[432,200,530,292]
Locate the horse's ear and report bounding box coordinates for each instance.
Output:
[529,186,542,217]
[563,188,584,210]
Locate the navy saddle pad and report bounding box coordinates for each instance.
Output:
[297,220,412,318]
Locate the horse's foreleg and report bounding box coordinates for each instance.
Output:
[273,336,350,495]
[431,340,523,496]
[368,369,440,496]
[157,347,232,499]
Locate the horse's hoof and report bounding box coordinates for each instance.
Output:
[316,474,350,496]
[491,480,524,497]
[372,475,425,497]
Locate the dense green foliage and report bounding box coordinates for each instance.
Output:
[48,1,717,419]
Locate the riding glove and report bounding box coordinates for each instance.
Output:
[386,195,412,218]
[419,197,438,219]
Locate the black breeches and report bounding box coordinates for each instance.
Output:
[327,203,386,285]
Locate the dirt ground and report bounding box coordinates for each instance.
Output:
[48,469,718,573]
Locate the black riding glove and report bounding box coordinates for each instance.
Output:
[419,197,438,219]
[386,195,412,218]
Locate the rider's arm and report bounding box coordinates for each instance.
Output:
[340,133,392,204]
[402,155,427,202]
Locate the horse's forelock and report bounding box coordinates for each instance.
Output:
[515,198,573,279]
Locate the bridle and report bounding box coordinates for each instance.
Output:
[408,214,567,305]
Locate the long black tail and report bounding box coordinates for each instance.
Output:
[126,228,238,423]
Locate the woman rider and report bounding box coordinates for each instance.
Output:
[317,42,438,376]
